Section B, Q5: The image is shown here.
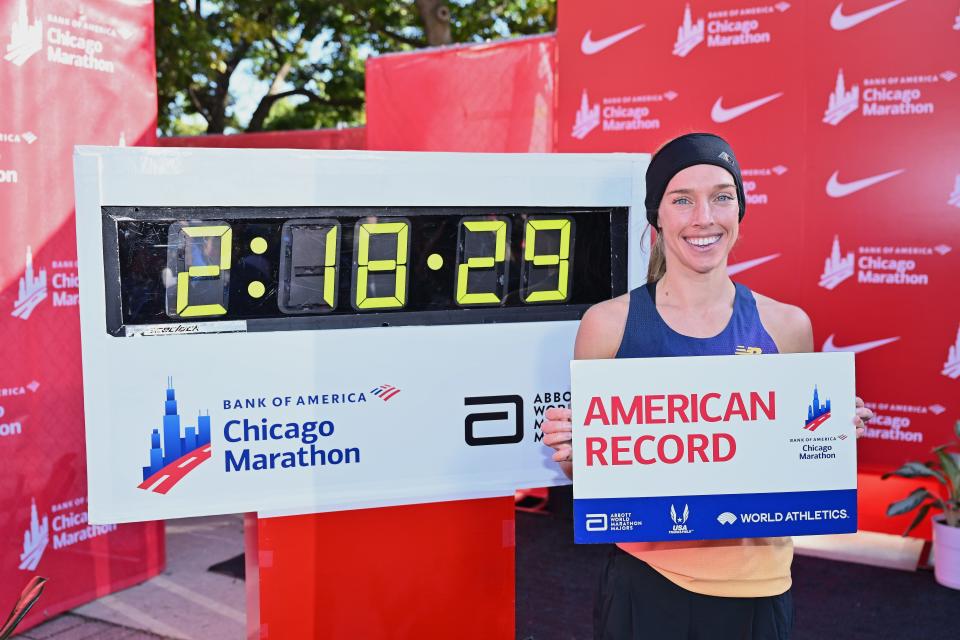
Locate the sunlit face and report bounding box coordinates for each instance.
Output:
[656,163,740,275]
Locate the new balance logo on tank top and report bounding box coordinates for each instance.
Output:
[613,280,792,598]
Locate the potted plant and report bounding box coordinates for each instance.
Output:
[884,420,960,589]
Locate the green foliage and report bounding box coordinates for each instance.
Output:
[155,0,556,135]
[884,420,960,535]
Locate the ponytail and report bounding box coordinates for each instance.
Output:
[646,227,666,283]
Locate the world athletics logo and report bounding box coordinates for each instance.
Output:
[138,378,212,494]
[803,386,831,432]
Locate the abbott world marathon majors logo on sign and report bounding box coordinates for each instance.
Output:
[19,496,117,572]
[4,0,124,73]
[571,89,677,140]
[464,390,569,446]
[823,68,956,126]
[10,246,79,320]
[672,1,792,58]
[818,236,951,290]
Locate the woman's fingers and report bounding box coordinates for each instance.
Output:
[544,407,573,421]
[551,445,573,462]
[541,430,572,447]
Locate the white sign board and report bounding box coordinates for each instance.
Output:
[571,353,858,542]
[74,147,649,524]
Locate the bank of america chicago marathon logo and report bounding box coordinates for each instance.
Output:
[138,380,213,494]
[10,246,80,320]
[943,323,960,380]
[672,1,791,58]
[819,236,951,290]
[18,496,117,572]
[949,174,960,209]
[803,386,831,432]
[823,68,956,126]
[4,0,121,72]
[571,89,677,140]
[370,384,401,401]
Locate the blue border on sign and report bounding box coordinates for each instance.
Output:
[573,489,857,543]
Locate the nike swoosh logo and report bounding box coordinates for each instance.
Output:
[710,93,783,123]
[581,25,645,55]
[727,253,781,276]
[830,0,908,31]
[825,169,904,197]
[822,334,900,353]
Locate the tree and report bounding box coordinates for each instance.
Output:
[155,1,557,136]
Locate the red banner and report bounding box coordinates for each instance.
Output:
[557,0,960,473]
[0,0,162,630]
[366,35,557,152]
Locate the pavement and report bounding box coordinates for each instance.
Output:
[19,515,246,640]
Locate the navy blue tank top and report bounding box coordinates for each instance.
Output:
[615,281,779,358]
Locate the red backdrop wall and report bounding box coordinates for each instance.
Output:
[556,0,960,475]
[0,0,163,630]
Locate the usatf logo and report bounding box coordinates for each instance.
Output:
[138,379,212,494]
[819,236,855,289]
[571,90,600,139]
[4,0,42,67]
[11,246,46,320]
[370,384,401,401]
[669,504,693,534]
[18,498,48,571]
[735,346,763,355]
[716,511,737,525]
[943,324,960,380]
[804,386,831,431]
[585,513,608,531]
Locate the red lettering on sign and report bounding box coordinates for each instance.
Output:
[700,393,722,422]
[611,396,642,424]
[657,434,684,464]
[585,437,608,465]
[645,394,666,424]
[584,397,609,425]
[633,434,656,464]
[714,433,736,462]
[724,393,749,421]
[667,394,691,423]
[750,391,776,420]
[687,433,709,462]
[611,436,631,465]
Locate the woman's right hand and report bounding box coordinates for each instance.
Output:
[542,407,573,463]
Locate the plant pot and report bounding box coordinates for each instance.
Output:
[933,517,960,590]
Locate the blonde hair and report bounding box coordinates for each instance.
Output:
[646,227,666,283]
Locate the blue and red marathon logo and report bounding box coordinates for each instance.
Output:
[370,384,401,401]
[138,378,212,494]
[803,386,831,432]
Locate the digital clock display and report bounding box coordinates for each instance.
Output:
[103,206,627,335]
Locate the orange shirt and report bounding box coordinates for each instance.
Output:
[617,537,793,598]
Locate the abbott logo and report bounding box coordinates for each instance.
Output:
[585,513,608,531]
[5,0,42,67]
[819,236,854,290]
[11,246,47,320]
[19,498,48,571]
[717,512,737,525]
[673,3,704,57]
[464,395,523,446]
[571,90,600,140]
[823,69,859,125]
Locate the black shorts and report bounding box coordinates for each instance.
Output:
[594,548,793,640]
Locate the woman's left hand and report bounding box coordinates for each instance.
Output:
[853,396,873,439]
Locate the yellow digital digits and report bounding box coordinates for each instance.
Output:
[354,220,409,309]
[175,224,232,317]
[456,219,507,305]
[322,225,338,308]
[523,218,572,303]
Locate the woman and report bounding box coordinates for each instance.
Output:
[541,133,873,640]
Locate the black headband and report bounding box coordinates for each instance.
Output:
[645,133,746,228]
